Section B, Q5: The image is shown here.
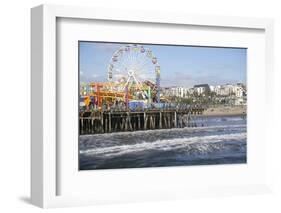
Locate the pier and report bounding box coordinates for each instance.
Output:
[80,106,205,135]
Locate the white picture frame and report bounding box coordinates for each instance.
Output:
[31,4,274,208]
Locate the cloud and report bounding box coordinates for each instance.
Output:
[92,74,101,78]
[79,71,105,83]
[160,69,239,87]
[160,71,194,87]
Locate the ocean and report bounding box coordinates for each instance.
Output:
[79,115,247,170]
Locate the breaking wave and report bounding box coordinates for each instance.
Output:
[80,132,246,158]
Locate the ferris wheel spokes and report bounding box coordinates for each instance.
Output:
[107,44,161,102]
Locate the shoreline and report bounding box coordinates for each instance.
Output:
[202,105,247,117]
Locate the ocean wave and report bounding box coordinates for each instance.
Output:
[80,132,246,158]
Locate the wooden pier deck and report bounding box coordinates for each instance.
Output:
[80,107,205,135]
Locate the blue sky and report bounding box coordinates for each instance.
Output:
[79,41,246,87]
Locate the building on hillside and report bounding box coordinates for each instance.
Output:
[209,85,215,92]
[193,84,210,95]
[214,83,245,98]
[161,86,190,98]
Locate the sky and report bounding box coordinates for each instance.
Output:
[79,41,246,87]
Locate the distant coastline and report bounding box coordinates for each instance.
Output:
[203,105,247,117]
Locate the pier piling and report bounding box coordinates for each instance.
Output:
[79,107,205,135]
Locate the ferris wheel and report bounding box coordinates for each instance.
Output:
[107,44,160,102]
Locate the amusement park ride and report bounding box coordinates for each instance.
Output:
[80,44,161,109]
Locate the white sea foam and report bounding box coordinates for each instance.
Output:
[80,132,246,157]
